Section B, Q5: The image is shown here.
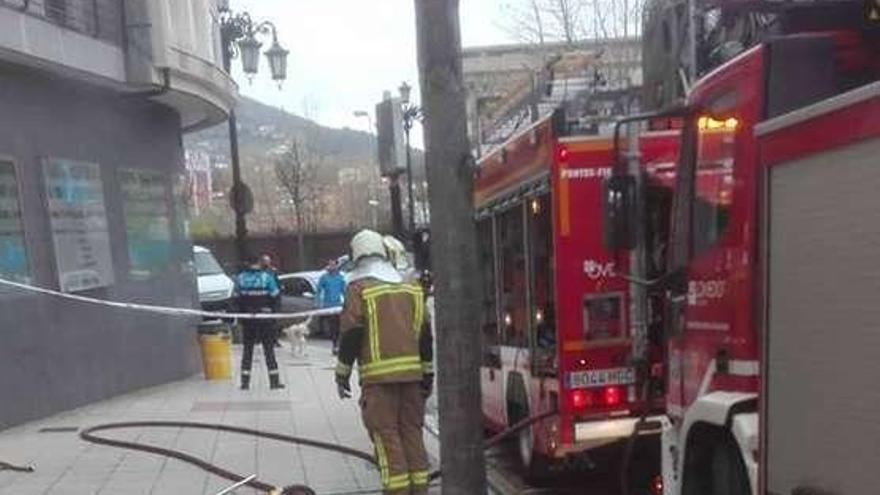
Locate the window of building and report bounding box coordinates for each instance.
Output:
[0,160,29,285]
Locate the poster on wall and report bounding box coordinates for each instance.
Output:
[43,158,114,292]
[0,160,30,284]
[119,168,172,279]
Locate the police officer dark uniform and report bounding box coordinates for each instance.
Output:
[335,230,434,495]
[235,253,285,390]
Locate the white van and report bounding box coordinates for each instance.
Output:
[193,245,235,313]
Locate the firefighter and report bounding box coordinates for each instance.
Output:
[335,230,434,495]
[235,253,285,390]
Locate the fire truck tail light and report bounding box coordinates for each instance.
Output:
[570,389,592,410]
[557,146,569,162]
[651,475,663,495]
[603,386,622,407]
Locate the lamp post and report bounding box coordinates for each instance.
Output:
[354,110,384,231]
[398,82,422,236]
[219,5,289,267]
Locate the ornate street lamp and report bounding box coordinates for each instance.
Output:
[237,34,262,76]
[218,7,289,267]
[399,81,412,105]
[265,38,289,82]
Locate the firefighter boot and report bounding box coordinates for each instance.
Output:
[269,371,285,390]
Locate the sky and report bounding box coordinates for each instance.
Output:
[228,0,516,143]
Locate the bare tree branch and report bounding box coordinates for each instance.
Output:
[499,0,646,44]
[275,139,319,269]
[498,0,548,45]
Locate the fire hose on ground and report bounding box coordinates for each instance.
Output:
[73,410,561,495]
[0,460,34,473]
[7,389,649,494]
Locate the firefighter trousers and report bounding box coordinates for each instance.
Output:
[361,382,430,495]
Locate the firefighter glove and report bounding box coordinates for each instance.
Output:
[336,376,352,399]
[421,373,434,399]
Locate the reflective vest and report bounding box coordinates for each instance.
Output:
[340,279,428,384]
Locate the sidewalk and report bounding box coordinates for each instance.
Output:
[0,340,439,495]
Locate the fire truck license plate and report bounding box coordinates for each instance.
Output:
[567,367,635,389]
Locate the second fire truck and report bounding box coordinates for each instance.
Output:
[604,3,879,493]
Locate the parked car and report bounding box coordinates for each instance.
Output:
[277,271,322,332]
[193,245,234,315]
[278,271,321,313]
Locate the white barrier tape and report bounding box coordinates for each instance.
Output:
[0,277,341,320]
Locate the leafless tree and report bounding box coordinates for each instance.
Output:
[275,140,318,270]
[500,0,645,43]
[499,0,548,45]
[250,161,282,233]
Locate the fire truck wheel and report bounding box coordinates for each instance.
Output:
[710,434,750,495]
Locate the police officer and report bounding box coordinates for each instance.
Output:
[235,253,285,390]
[259,253,284,348]
[335,230,433,495]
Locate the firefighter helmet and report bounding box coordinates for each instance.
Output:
[351,229,387,262]
[383,235,407,269]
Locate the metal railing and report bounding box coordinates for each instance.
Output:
[0,0,123,45]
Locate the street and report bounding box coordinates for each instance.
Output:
[486,445,621,495]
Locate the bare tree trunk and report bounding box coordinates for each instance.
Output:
[414,1,486,494]
[296,209,307,270]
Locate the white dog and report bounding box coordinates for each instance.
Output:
[285,315,313,357]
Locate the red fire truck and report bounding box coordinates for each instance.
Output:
[474,112,677,480]
[604,4,879,494]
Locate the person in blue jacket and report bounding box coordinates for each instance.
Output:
[317,259,347,354]
[235,253,284,390]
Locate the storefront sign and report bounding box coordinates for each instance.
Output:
[43,158,114,292]
[119,168,172,279]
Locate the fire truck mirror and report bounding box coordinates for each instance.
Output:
[602,174,637,251]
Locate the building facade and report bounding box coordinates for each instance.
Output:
[0,0,235,429]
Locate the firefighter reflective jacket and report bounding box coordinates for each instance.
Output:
[336,277,433,385]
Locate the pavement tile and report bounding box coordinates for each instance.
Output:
[0,341,442,495]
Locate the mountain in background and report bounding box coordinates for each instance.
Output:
[183,96,426,237]
[185,96,374,169]
[185,96,424,181]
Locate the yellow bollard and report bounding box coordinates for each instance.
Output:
[199,332,232,380]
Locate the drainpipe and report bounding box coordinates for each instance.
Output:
[123,67,171,98]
